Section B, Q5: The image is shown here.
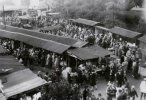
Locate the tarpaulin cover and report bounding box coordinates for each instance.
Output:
[109,26,142,39]
[0,25,87,47]
[68,45,110,60]
[3,69,47,97]
[0,29,70,54]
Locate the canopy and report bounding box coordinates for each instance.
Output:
[70,18,100,26]
[0,25,87,47]
[0,29,70,54]
[138,35,146,43]
[3,69,47,98]
[109,26,142,39]
[68,45,110,60]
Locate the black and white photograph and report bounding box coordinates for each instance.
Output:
[0,0,146,100]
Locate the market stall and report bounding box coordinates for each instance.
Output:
[109,26,143,43]
[0,29,70,54]
[0,25,87,48]
[70,18,100,27]
[2,69,47,99]
[67,44,111,68]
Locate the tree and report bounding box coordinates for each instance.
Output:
[125,0,144,10]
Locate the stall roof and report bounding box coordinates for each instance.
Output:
[0,25,87,47]
[138,35,146,43]
[18,16,32,20]
[47,12,61,15]
[68,45,110,60]
[71,18,100,26]
[0,29,70,54]
[3,69,47,97]
[109,26,142,38]
[95,26,109,31]
[0,55,25,74]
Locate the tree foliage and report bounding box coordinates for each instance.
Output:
[52,0,146,34]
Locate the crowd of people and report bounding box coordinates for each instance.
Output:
[1,14,146,100]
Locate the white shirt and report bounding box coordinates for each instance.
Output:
[140,81,146,93]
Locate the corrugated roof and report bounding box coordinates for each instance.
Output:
[68,45,110,60]
[109,26,142,38]
[0,25,87,47]
[0,29,70,54]
[3,69,47,97]
[71,18,100,26]
[138,35,146,43]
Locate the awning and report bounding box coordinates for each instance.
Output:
[3,69,47,98]
[70,18,100,26]
[109,26,142,39]
[0,25,87,47]
[68,45,110,60]
[0,29,70,54]
[138,35,146,43]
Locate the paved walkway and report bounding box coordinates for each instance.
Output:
[92,75,143,99]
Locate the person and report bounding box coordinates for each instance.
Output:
[140,78,146,100]
[106,84,116,100]
[96,93,105,100]
[129,85,138,100]
[122,88,130,100]
[116,89,123,100]
[83,87,88,100]
[116,70,124,87]
[90,72,96,90]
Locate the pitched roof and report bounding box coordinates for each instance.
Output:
[3,69,47,97]
[109,26,142,38]
[95,26,109,31]
[0,55,25,74]
[138,35,146,43]
[0,25,87,47]
[70,18,100,26]
[0,29,70,54]
[68,45,110,60]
